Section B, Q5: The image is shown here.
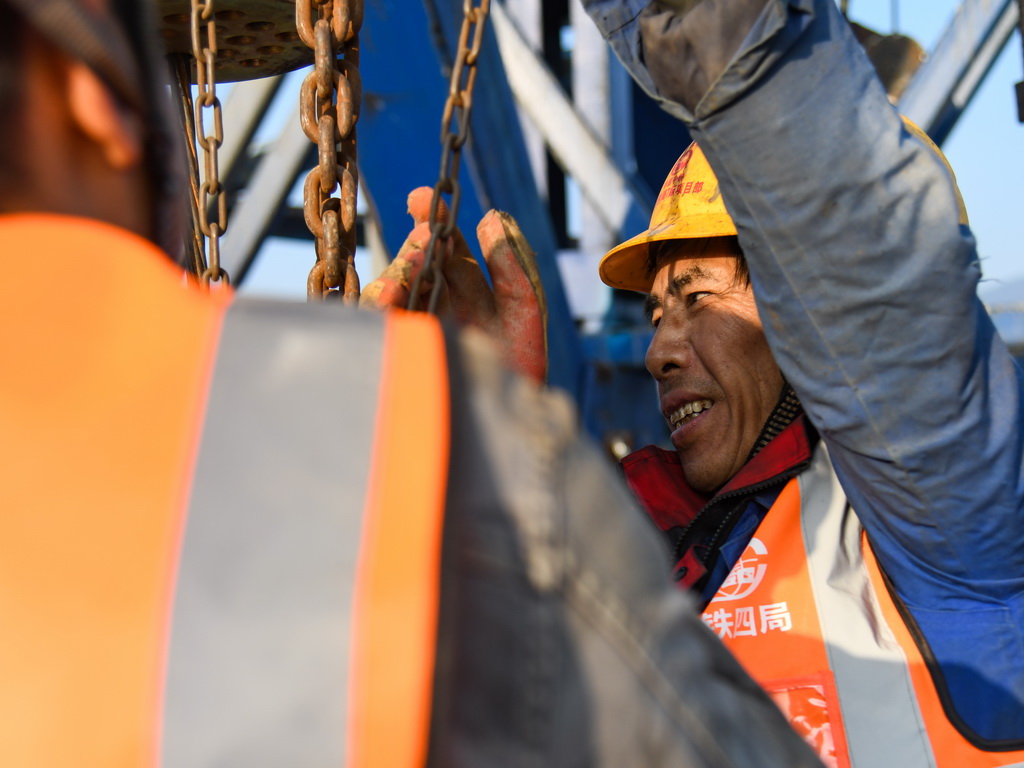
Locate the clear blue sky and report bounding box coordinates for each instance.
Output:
[849,0,1024,297]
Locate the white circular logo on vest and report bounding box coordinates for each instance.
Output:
[714,537,768,602]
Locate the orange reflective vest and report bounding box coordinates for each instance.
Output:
[703,444,1024,768]
[0,214,447,766]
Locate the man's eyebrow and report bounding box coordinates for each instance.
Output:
[666,272,699,298]
[644,273,695,320]
[645,266,711,320]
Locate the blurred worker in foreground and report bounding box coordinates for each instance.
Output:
[569,0,1023,766]
[0,0,823,766]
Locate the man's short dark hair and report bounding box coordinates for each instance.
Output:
[0,0,184,256]
[0,0,157,194]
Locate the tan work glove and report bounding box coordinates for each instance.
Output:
[361,187,548,385]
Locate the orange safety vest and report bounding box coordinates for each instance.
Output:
[0,214,448,766]
[702,444,1024,768]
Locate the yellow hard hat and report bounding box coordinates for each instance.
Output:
[900,116,970,229]
[599,142,733,293]
[599,116,968,294]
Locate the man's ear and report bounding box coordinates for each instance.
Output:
[65,58,142,170]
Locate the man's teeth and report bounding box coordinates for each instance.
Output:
[669,400,713,428]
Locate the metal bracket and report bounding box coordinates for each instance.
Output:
[157,0,313,82]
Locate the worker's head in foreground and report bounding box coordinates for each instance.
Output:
[600,122,966,495]
[0,0,180,250]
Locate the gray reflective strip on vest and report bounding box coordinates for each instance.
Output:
[163,300,386,767]
[799,445,937,768]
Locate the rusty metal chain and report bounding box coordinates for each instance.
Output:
[408,0,491,314]
[191,0,230,286]
[298,0,363,301]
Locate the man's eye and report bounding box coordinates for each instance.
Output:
[686,291,712,306]
[650,312,662,329]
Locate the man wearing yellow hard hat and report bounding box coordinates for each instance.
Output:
[579,0,1024,766]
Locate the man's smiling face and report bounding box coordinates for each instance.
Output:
[644,239,783,493]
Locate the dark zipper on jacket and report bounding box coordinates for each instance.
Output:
[672,461,809,584]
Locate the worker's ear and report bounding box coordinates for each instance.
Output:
[65,58,143,170]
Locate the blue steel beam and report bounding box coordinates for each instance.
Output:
[358,0,583,397]
[489,1,653,242]
[899,0,1019,144]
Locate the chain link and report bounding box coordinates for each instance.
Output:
[298,0,363,301]
[189,0,230,286]
[408,0,491,313]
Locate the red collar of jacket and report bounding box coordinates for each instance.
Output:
[620,415,814,533]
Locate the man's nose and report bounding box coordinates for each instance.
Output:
[645,319,690,379]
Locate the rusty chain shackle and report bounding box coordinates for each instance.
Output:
[189,0,230,285]
[298,0,363,301]
[408,0,491,314]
